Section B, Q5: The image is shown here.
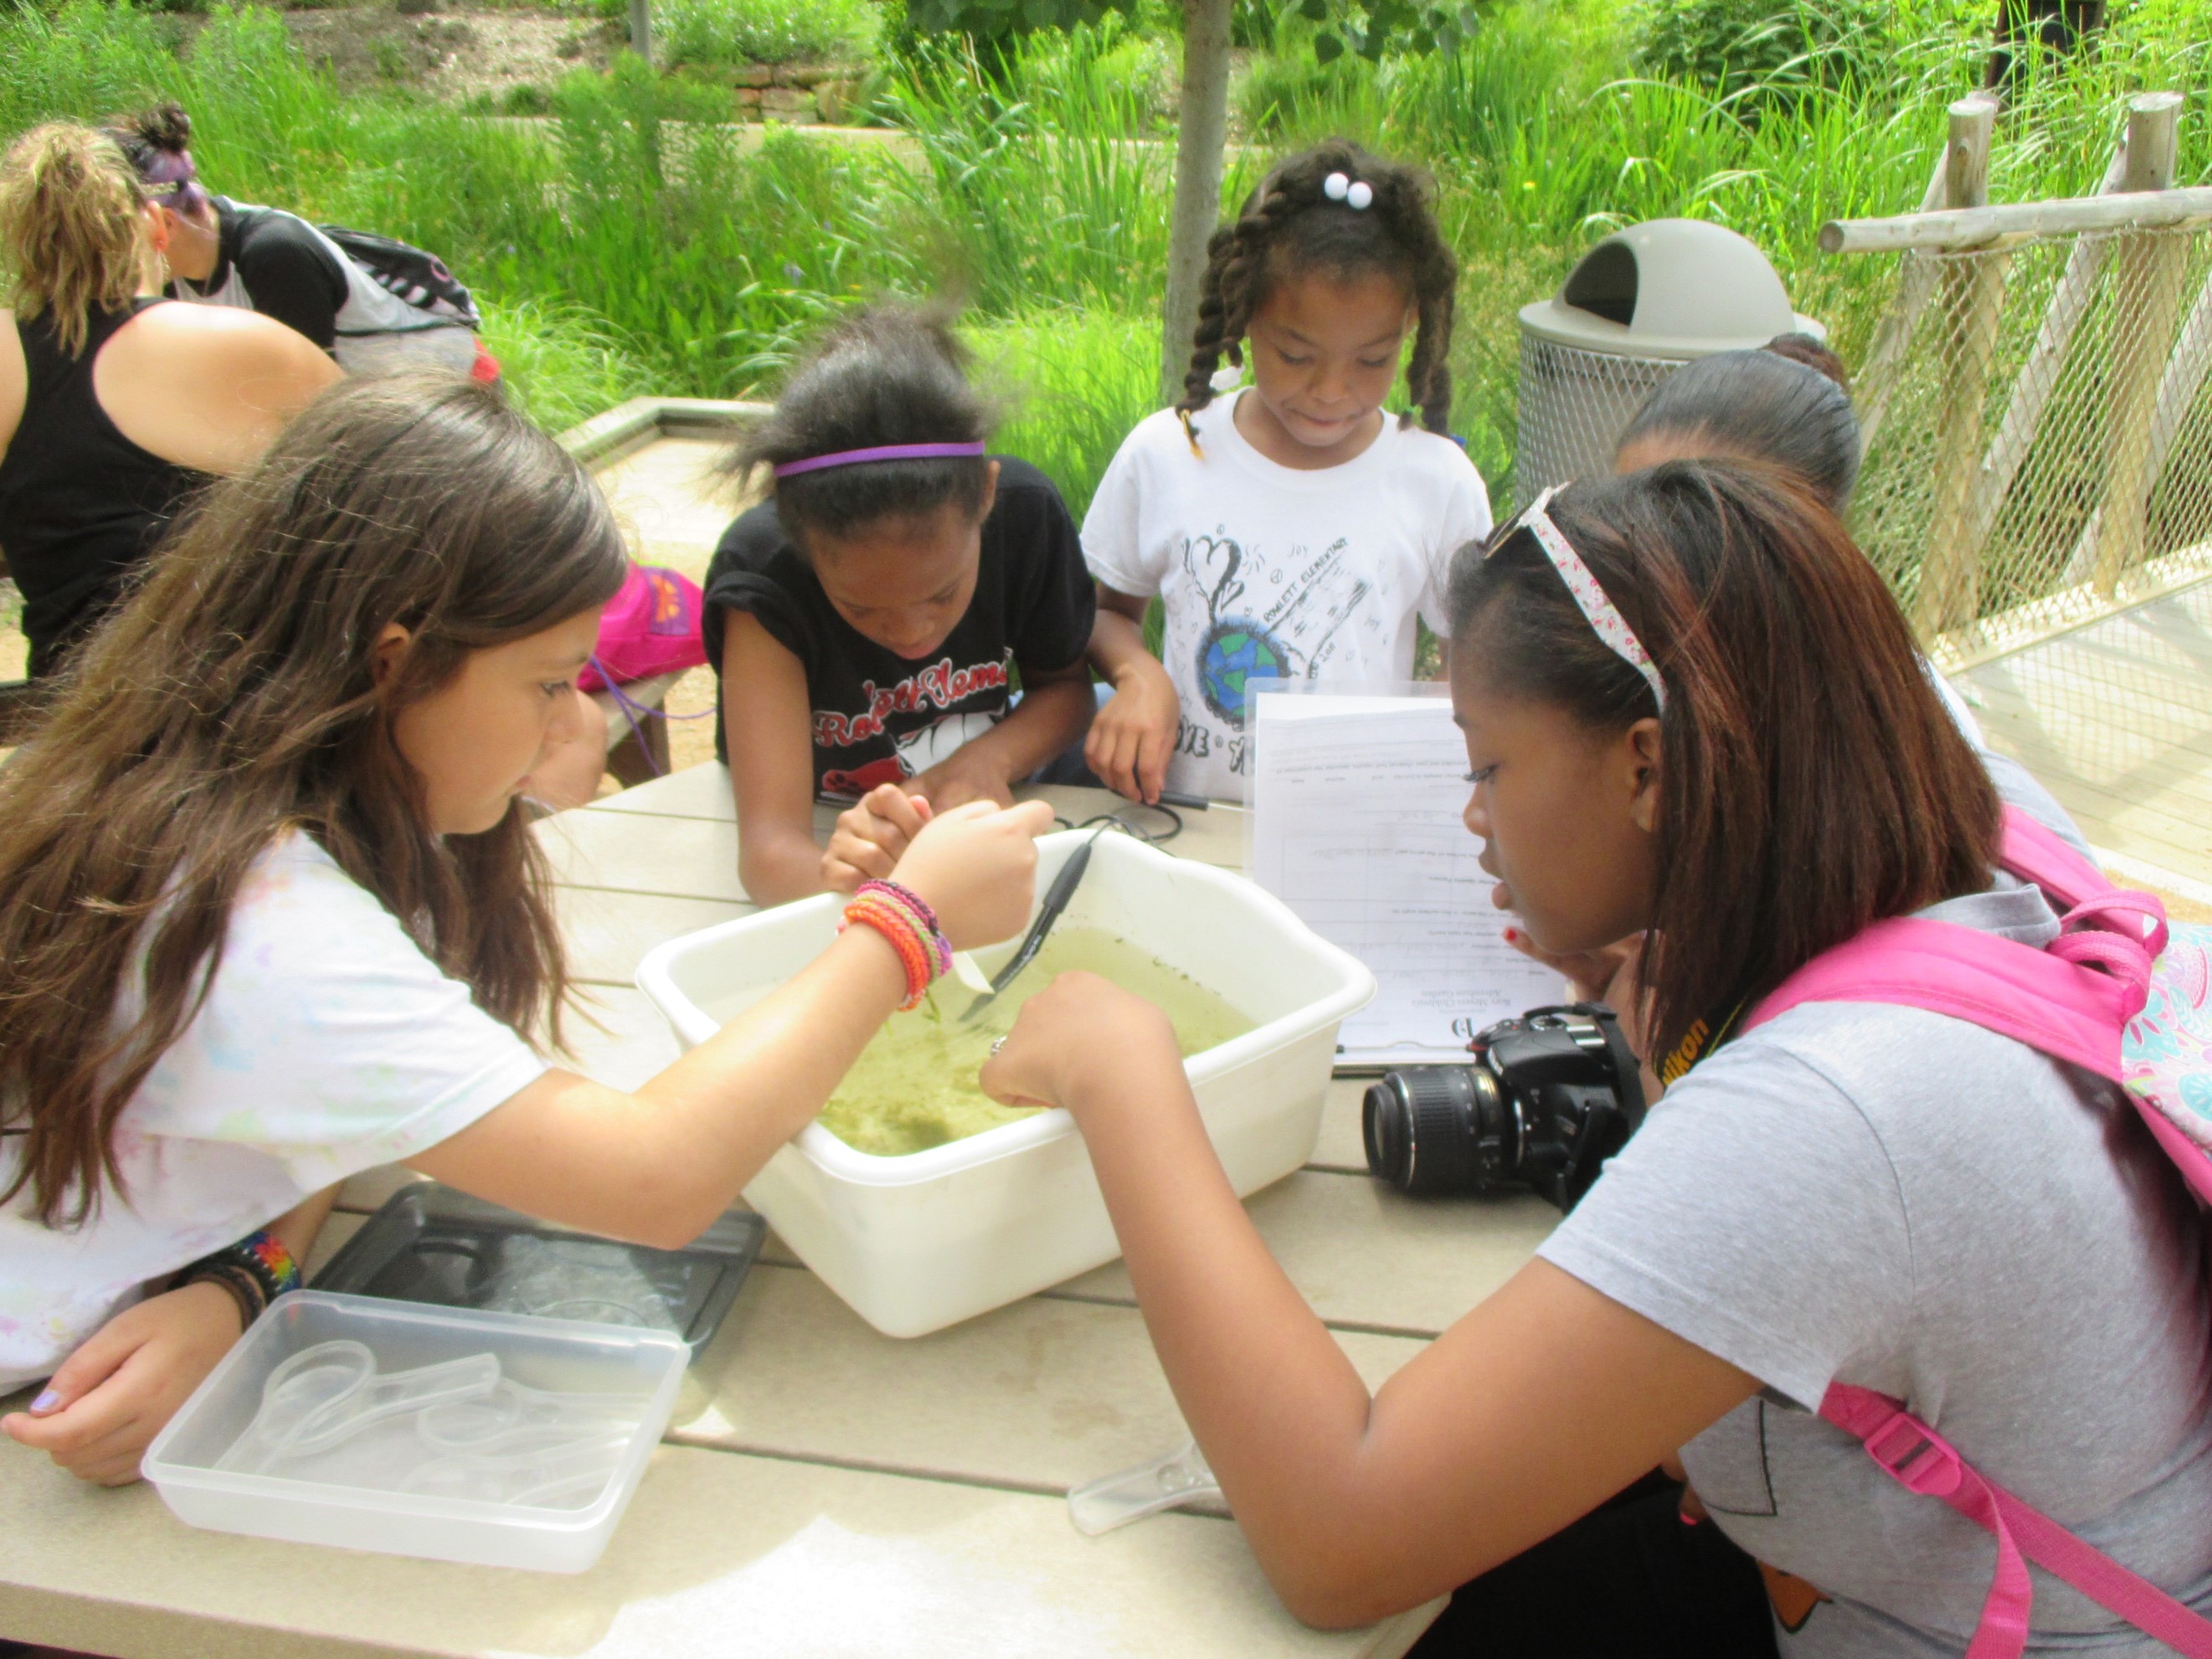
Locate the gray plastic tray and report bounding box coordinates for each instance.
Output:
[311,1182,764,1356]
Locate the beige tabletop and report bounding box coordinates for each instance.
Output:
[0,769,1558,1659]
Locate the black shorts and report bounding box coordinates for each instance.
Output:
[1409,1472,1781,1659]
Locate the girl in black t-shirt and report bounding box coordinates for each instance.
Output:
[702,305,1097,904]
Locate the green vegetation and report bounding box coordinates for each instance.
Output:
[1,0,2205,516]
[655,0,878,70]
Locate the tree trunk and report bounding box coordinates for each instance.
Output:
[1160,0,1232,407]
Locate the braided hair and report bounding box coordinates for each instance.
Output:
[1177,140,1458,445]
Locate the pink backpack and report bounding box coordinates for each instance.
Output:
[577,564,707,694]
[1744,806,2212,1657]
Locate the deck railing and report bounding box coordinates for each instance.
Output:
[1834,92,2212,674]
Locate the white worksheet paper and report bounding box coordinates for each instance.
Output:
[1250,692,1564,1068]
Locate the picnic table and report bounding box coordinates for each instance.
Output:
[0,767,1560,1659]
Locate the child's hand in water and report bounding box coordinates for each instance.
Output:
[1,1281,245,1485]
[980,971,1180,1115]
[1085,658,1178,805]
[913,748,1015,813]
[892,797,1057,949]
[823,784,934,893]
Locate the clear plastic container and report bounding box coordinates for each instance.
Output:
[636,829,1376,1337]
[142,1291,687,1573]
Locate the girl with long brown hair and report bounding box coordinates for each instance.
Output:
[0,121,335,679]
[0,374,1052,1484]
[981,463,2212,1654]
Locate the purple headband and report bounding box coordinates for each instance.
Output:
[772,441,987,480]
[139,147,206,214]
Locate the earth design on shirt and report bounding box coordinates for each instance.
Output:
[1197,619,1290,722]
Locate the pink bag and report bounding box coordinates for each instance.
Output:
[577,565,706,694]
[1744,806,2212,1657]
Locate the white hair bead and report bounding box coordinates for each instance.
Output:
[1345,179,1375,210]
[1322,171,1350,201]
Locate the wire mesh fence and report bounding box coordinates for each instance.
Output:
[1853,221,2212,653]
[1847,218,2212,894]
[1513,337,1680,502]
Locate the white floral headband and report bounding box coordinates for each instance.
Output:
[1507,486,1668,712]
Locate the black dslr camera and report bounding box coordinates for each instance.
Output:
[1361,1004,1646,1213]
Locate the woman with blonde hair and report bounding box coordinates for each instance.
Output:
[0,121,334,678]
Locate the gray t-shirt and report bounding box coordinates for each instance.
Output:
[1540,760,2212,1655]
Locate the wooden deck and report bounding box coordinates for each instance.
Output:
[1959,577,2212,907]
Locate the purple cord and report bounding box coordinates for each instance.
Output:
[594,657,711,781]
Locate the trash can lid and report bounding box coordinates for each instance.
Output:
[1519,219,1824,359]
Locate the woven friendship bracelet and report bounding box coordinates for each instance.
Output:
[854,880,952,980]
[169,1229,302,1330]
[846,899,934,1009]
[857,878,944,943]
[841,881,951,1011]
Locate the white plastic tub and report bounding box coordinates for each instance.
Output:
[636,829,1375,1337]
[142,1291,686,1573]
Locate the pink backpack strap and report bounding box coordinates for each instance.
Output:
[1748,917,2136,1080]
[1758,830,2206,1651]
[1998,805,2108,909]
[1823,1384,2212,1657]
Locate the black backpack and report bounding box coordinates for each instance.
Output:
[316,225,481,329]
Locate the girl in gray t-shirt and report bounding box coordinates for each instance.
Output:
[980,461,2212,1656]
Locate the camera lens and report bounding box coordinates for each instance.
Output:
[1362,1068,1504,1197]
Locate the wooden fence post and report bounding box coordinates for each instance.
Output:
[2091,93,2188,596]
[1913,96,2007,639]
[1853,132,1960,458]
[629,0,653,67]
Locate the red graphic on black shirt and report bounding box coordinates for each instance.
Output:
[813,656,1010,749]
[820,710,1005,800]
[821,755,910,799]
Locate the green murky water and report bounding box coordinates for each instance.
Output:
[816,926,1253,1157]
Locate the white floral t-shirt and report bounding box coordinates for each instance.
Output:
[0,833,547,1390]
[1081,391,1493,801]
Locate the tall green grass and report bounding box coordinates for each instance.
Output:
[970,308,1159,516]
[2,0,2206,508]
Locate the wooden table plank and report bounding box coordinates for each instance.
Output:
[555,884,754,987]
[1051,1169,1556,1340]
[1314,1075,1375,1173]
[0,1435,1438,1659]
[538,811,748,902]
[671,1262,1428,1500]
[583,765,1252,875]
[588,761,738,822]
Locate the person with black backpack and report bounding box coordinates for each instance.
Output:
[105,103,496,381]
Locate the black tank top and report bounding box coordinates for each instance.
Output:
[0,299,205,678]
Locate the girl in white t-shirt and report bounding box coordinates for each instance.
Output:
[0,373,1050,1484]
[1081,140,1492,805]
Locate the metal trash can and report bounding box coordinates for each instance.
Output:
[1515,219,1824,504]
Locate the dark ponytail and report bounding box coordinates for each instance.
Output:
[1617,334,1860,507]
[101,101,208,219]
[1177,139,1458,441]
[727,302,997,553]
